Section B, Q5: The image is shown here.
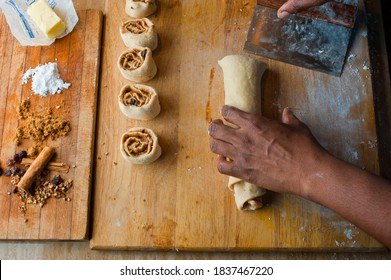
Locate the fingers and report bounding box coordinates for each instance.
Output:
[277,0,331,19]
[221,105,268,129]
[216,155,233,175]
[277,10,291,19]
[209,137,237,160]
[281,108,301,127]
[277,0,298,18]
[208,119,238,144]
[216,156,242,178]
[281,108,320,143]
[216,156,257,185]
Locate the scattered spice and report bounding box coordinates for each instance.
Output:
[10,174,73,213]
[27,146,39,158]
[14,100,71,148]
[0,100,74,221]
[17,99,31,119]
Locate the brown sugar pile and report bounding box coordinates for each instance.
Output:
[14,99,71,148]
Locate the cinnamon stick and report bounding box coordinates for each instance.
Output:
[21,158,70,173]
[17,146,55,192]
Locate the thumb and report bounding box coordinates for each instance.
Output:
[277,1,297,19]
[282,108,301,127]
[277,0,330,18]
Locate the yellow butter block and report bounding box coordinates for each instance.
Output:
[27,0,67,39]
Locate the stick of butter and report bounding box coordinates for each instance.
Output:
[27,0,67,40]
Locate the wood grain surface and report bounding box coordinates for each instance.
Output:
[90,0,384,251]
[0,0,390,260]
[0,10,102,240]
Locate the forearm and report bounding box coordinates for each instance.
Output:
[209,106,391,247]
[304,153,391,248]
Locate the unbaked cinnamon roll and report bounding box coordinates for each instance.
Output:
[118,84,160,120]
[218,55,267,211]
[120,127,162,164]
[125,0,157,18]
[120,18,158,50]
[117,47,157,82]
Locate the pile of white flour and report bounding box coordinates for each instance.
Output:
[22,62,71,96]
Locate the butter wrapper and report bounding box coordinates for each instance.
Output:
[0,0,78,46]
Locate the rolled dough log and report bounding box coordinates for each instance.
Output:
[125,0,157,18]
[120,127,162,164]
[117,47,157,82]
[218,55,267,211]
[118,84,161,120]
[120,18,158,50]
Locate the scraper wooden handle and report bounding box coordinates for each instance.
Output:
[257,0,357,28]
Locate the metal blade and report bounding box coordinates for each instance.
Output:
[244,5,353,76]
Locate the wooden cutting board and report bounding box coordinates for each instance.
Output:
[0,10,102,240]
[91,0,384,250]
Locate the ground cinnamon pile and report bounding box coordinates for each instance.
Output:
[14,99,71,147]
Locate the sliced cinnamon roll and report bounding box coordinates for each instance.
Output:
[117,47,157,82]
[125,0,157,18]
[118,84,160,120]
[120,18,158,50]
[120,127,162,164]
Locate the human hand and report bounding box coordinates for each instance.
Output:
[209,106,391,248]
[208,106,329,197]
[277,0,331,18]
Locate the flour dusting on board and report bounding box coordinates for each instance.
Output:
[22,62,71,96]
[280,16,350,70]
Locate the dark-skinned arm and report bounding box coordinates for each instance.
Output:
[208,105,391,248]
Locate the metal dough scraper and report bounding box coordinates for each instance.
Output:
[244,0,358,76]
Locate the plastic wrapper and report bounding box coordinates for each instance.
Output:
[0,0,78,46]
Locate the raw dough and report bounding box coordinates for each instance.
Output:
[120,18,158,50]
[125,0,157,18]
[218,55,267,211]
[118,84,161,120]
[120,127,162,164]
[117,47,157,82]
